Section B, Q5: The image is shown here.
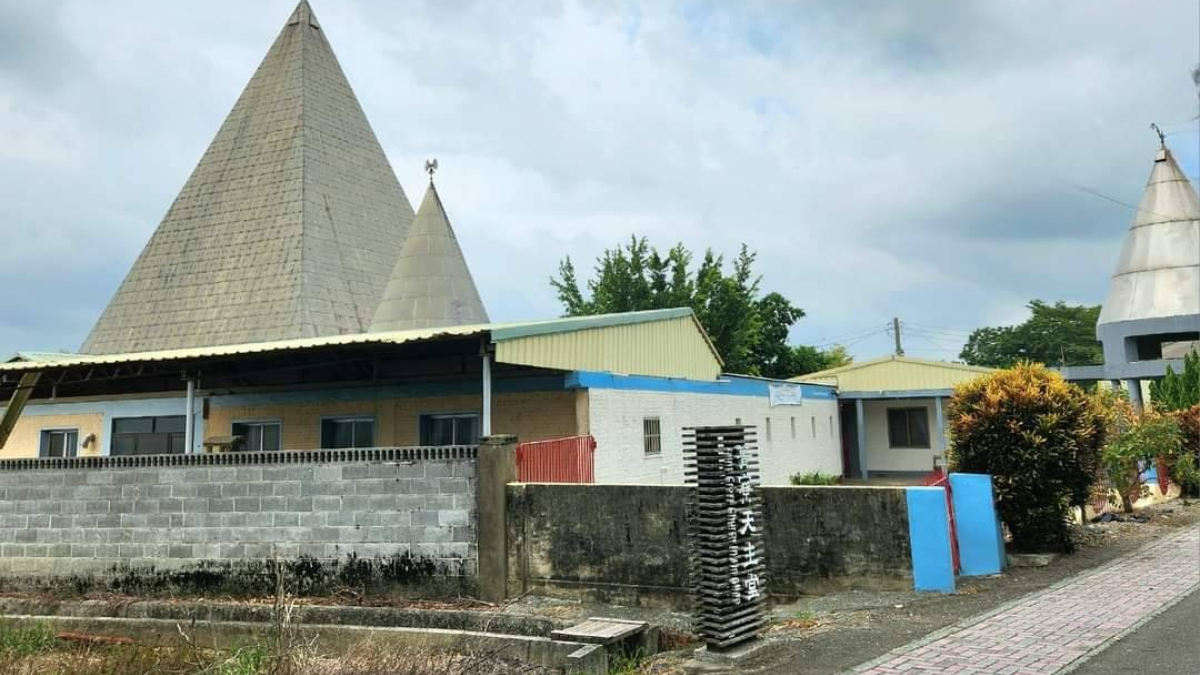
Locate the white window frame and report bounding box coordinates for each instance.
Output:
[39,427,79,459]
[231,419,283,452]
[320,415,377,449]
[419,411,481,446]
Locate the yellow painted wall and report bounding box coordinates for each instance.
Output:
[206,390,579,449]
[0,413,104,460]
[496,316,722,380]
[799,356,992,393]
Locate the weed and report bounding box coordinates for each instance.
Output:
[0,619,55,657]
[608,647,644,674]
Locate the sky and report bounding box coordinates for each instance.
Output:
[0,0,1197,362]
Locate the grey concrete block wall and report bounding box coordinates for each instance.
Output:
[506,484,912,607]
[0,459,477,577]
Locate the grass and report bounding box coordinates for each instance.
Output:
[789,472,842,486]
[0,619,56,657]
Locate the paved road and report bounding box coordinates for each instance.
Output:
[849,526,1200,674]
[1068,586,1200,674]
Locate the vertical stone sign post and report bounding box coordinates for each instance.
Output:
[683,425,766,658]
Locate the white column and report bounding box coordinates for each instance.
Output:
[482,353,493,436]
[185,378,196,454]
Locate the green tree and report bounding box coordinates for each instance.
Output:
[959,300,1103,368]
[551,237,850,377]
[1149,351,1200,412]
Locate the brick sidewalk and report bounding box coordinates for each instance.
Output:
[851,526,1200,675]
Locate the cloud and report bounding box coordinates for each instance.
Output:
[0,0,1196,362]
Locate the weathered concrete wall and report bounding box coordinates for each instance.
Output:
[506,484,911,606]
[0,453,476,578]
[761,486,912,595]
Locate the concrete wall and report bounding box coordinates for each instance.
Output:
[506,483,911,606]
[0,453,476,577]
[863,398,948,474]
[587,388,841,485]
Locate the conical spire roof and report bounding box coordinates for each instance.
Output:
[81,0,415,354]
[369,180,488,332]
[1098,143,1200,325]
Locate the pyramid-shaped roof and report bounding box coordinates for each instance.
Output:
[369,181,489,331]
[1098,143,1200,326]
[81,1,415,354]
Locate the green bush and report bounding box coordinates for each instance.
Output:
[789,472,842,486]
[1168,404,1200,497]
[947,362,1106,553]
[1102,402,1181,512]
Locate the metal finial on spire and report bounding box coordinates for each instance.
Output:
[425,158,439,183]
[1150,123,1166,147]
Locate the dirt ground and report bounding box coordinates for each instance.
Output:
[500,499,1200,675]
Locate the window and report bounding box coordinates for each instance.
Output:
[790,417,796,439]
[643,417,662,455]
[112,416,186,456]
[321,417,375,449]
[887,408,931,449]
[40,429,78,458]
[765,418,772,442]
[232,421,282,452]
[811,416,816,439]
[829,416,834,438]
[419,413,480,446]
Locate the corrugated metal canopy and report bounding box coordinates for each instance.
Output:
[795,355,992,393]
[0,308,723,381]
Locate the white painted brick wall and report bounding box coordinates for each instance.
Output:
[588,389,842,485]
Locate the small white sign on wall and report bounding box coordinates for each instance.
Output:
[767,382,803,406]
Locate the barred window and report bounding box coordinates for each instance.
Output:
[643,417,662,455]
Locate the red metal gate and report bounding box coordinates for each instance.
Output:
[921,468,960,573]
[516,435,596,483]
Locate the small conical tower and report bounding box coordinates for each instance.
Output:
[1095,135,1200,396]
[81,1,415,354]
[1099,140,1200,325]
[369,167,489,332]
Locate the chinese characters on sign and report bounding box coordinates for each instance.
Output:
[683,425,767,651]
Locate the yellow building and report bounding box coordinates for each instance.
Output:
[797,356,993,479]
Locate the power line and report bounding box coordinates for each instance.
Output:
[809,322,892,346]
[906,329,960,356]
[903,322,973,338]
[1067,181,1175,221]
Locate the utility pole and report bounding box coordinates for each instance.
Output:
[893,317,904,356]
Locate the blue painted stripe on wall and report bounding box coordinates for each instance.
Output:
[564,370,837,400]
[905,487,956,593]
[16,397,202,457]
[948,473,1006,576]
[208,376,566,408]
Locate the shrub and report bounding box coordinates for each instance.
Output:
[789,472,842,486]
[1168,404,1200,497]
[947,362,1106,553]
[1101,401,1181,512]
[1149,351,1200,411]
